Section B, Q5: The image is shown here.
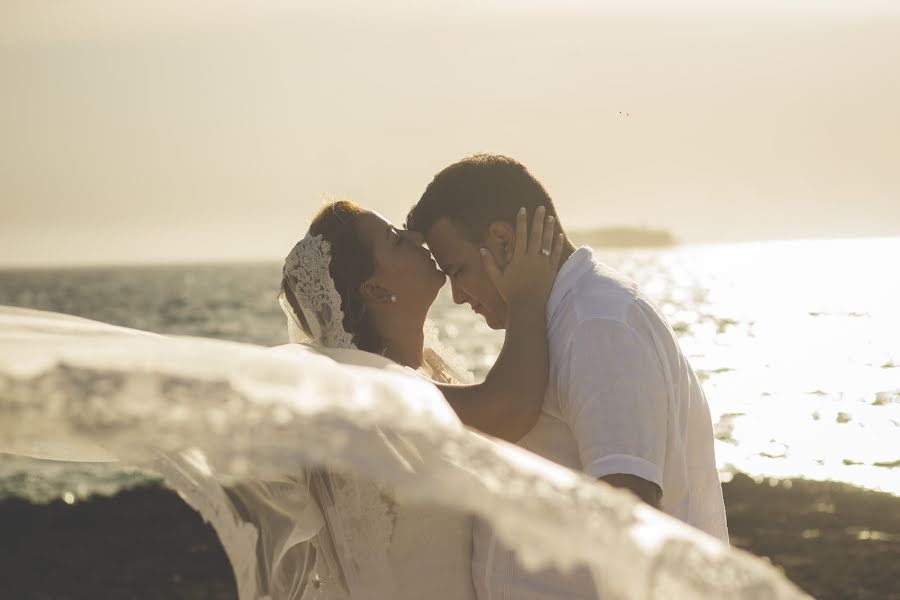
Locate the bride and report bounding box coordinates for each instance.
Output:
[275,200,563,599]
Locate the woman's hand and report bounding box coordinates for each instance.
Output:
[440,206,562,441]
[481,206,564,311]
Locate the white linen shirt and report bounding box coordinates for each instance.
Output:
[472,246,729,600]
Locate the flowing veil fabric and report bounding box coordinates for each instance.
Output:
[0,306,811,600]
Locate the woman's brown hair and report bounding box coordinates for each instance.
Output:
[281,200,384,353]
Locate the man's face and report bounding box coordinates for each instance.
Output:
[425,217,508,329]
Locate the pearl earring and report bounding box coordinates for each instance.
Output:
[390,294,398,303]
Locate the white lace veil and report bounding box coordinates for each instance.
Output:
[280,233,356,350]
[1,305,810,600]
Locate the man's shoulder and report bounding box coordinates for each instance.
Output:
[558,260,677,358]
[567,260,642,325]
[550,250,671,348]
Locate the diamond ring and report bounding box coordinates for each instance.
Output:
[540,248,551,257]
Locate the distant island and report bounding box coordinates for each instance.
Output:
[569,226,678,248]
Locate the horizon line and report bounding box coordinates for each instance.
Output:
[2,233,897,271]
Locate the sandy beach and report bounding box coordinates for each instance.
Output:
[1,474,897,599]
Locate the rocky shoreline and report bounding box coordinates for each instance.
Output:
[1,474,898,599]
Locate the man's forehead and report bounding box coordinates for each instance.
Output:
[424,218,472,259]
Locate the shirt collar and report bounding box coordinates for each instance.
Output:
[546,245,595,321]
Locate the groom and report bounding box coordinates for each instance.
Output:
[407,154,729,598]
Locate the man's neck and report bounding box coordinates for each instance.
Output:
[558,238,578,265]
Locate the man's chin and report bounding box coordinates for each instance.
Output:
[485,313,506,330]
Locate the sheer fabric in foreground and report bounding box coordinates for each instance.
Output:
[0,306,809,600]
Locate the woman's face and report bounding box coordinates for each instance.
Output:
[356,210,447,310]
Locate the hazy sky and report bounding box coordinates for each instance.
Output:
[2,1,899,265]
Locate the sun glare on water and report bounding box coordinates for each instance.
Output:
[434,237,900,495]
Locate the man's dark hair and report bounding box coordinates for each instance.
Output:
[406,154,563,242]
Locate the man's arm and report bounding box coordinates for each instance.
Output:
[562,317,669,506]
[601,474,662,508]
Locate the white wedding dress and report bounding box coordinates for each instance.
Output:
[214,329,478,600]
[226,455,476,600]
[275,345,478,600]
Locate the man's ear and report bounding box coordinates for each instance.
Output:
[486,220,516,265]
[359,278,393,304]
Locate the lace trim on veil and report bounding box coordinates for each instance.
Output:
[282,234,356,350]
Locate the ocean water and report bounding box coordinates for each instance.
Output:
[1,237,898,502]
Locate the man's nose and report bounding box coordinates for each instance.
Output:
[450,278,468,305]
[403,229,425,245]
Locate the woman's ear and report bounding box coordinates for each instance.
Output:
[486,220,516,265]
[359,278,395,305]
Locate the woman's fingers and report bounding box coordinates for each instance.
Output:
[514,207,528,258]
[541,214,556,256]
[528,206,546,255]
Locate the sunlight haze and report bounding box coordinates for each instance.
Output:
[1,0,898,265]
